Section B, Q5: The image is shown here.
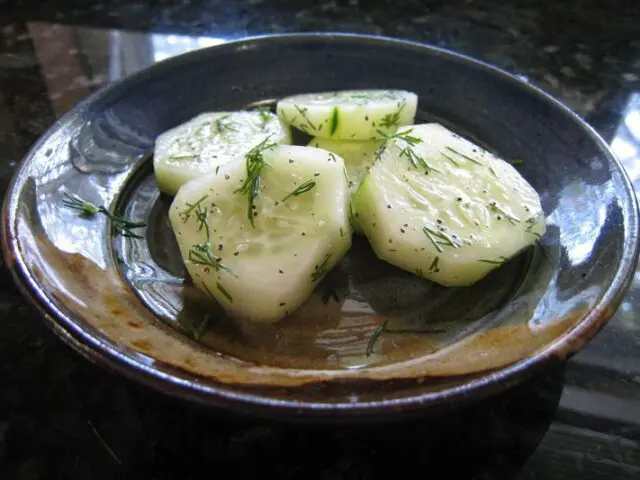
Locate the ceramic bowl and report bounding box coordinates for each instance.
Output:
[2,33,638,421]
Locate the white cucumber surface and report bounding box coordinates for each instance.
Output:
[308,137,382,235]
[154,111,290,196]
[277,90,417,140]
[169,145,352,323]
[352,123,546,286]
[308,137,382,194]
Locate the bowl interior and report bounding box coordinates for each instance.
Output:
[4,34,637,418]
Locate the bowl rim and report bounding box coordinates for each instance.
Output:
[2,32,638,421]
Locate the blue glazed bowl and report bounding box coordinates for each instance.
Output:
[2,33,638,421]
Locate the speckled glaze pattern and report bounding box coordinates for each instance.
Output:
[2,34,637,420]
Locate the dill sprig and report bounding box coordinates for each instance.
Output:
[279,108,289,124]
[375,129,440,174]
[183,200,236,278]
[350,92,373,103]
[215,115,237,135]
[429,256,440,272]
[423,226,461,253]
[193,205,209,235]
[423,227,443,253]
[178,192,236,315]
[400,145,441,173]
[179,194,209,222]
[478,256,508,265]
[193,314,211,340]
[256,108,273,129]
[488,202,521,225]
[443,146,484,165]
[182,198,212,238]
[525,215,542,238]
[192,121,211,137]
[294,105,317,131]
[182,311,211,341]
[366,320,447,356]
[217,282,234,302]
[168,153,197,161]
[441,151,461,166]
[234,137,277,227]
[282,179,316,202]
[366,320,388,357]
[374,128,422,159]
[62,192,101,215]
[379,102,406,129]
[311,254,332,282]
[62,192,146,238]
[188,241,234,275]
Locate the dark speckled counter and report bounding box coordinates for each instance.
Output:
[1,1,639,479]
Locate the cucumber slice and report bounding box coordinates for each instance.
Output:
[308,137,382,194]
[154,111,291,196]
[308,137,382,235]
[169,144,352,323]
[277,90,417,140]
[352,123,546,286]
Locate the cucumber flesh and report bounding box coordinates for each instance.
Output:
[352,123,546,286]
[308,137,382,235]
[308,137,382,194]
[169,144,352,323]
[154,111,290,196]
[277,90,417,140]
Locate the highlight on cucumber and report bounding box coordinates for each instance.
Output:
[145,89,546,325]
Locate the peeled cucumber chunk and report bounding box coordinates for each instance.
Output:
[308,137,382,195]
[308,137,382,235]
[352,123,546,287]
[169,144,352,323]
[154,111,291,196]
[277,90,417,140]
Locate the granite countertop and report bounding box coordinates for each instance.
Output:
[1,1,639,479]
